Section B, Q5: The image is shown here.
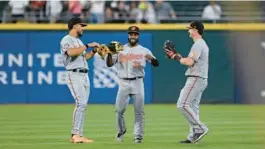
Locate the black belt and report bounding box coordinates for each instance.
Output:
[121,76,143,80]
[187,75,207,80]
[68,69,88,73]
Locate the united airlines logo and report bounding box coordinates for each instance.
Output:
[0,53,67,85]
[93,54,119,88]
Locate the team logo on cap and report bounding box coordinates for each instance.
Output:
[131,26,136,30]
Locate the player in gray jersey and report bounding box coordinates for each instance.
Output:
[60,17,100,143]
[165,21,209,144]
[106,26,159,143]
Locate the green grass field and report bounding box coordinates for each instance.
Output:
[0,104,264,149]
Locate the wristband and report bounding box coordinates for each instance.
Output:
[92,48,97,54]
[172,54,182,61]
[85,44,89,49]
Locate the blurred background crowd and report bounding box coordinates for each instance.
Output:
[0,0,264,24]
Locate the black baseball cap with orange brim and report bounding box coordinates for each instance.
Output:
[68,17,87,30]
[186,21,204,35]
[128,25,140,34]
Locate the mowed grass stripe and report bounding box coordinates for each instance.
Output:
[0,104,264,149]
[0,130,264,139]
[1,125,264,133]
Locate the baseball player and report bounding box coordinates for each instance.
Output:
[106,26,159,143]
[60,17,100,143]
[165,21,209,144]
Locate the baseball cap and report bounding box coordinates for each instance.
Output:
[187,21,204,35]
[68,17,87,30]
[128,26,140,34]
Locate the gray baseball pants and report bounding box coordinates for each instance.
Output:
[177,77,208,141]
[66,71,90,137]
[115,78,145,139]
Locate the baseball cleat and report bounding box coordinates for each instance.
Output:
[134,138,142,143]
[192,129,209,143]
[116,129,126,142]
[70,135,84,143]
[179,139,192,144]
[80,136,94,143]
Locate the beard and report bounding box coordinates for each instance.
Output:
[128,38,138,46]
[77,31,83,37]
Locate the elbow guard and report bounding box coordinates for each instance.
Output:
[151,58,159,67]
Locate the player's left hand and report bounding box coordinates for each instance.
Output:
[165,49,176,59]
[133,61,142,68]
[164,40,177,59]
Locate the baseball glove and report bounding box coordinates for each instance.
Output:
[163,40,182,61]
[96,41,124,60]
[163,40,176,59]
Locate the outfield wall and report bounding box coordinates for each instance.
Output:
[0,23,264,104]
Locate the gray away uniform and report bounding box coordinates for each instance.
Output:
[111,44,155,140]
[60,35,89,137]
[177,38,209,141]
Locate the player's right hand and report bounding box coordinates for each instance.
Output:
[133,61,142,69]
[165,49,176,58]
[87,42,100,48]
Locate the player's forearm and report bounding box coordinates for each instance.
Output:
[67,43,97,56]
[66,46,87,56]
[85,49,97,60]
[180,57,194,67]
[106,53,114,67]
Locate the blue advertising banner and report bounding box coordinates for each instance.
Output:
[0,31,153,104]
